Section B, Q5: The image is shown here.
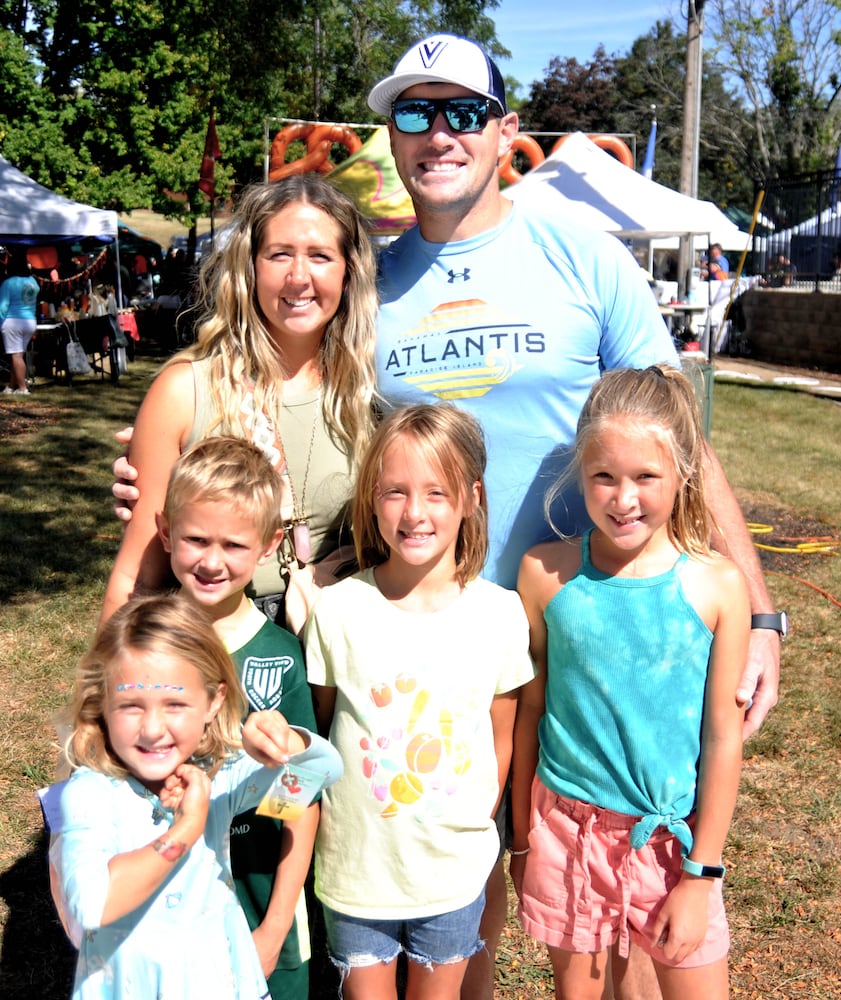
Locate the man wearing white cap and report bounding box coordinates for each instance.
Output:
[367,33,781,1000]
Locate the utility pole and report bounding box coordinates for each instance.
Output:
[678,0,705,298]
[313,4,322,120]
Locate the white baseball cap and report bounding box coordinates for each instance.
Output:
[368,34,507,118]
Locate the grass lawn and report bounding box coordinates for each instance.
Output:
[1,355,839,998]
[118,209,216,249]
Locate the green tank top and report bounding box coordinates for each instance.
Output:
[188,357,355,596]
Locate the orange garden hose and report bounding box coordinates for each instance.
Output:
[749,522,841,608]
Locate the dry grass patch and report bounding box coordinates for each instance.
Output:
[1,373,841,998]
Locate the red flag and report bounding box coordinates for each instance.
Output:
[198,113,221,198]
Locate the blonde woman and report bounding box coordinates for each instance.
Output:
[102,177,378,628]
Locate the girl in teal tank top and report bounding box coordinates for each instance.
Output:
[512,365,750,1000]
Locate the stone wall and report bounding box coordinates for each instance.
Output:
[739,288,841,372]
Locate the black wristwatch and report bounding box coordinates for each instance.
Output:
[751,612,788,637]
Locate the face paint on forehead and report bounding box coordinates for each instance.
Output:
[115,683,186,692]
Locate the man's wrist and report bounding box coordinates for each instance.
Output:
[751,612,788,637]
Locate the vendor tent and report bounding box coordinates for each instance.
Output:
[114,223,163,262]
[503,132,747,243]
[0,154,118,243]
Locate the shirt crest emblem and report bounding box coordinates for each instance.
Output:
[242,655,294,711]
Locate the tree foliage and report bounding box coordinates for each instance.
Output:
[613,21,754,207]
[518,46,619,150]
[515,2,841,208]
[0,0,503,220]
[705,0,841,177]
[2,0,838,222]
[517,20,754,208]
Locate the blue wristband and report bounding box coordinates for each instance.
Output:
[681,856,726,878]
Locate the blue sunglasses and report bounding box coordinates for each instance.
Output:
[391,97,502,135]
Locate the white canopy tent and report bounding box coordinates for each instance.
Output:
[0,154,118,242]
[503,133,759,353]
[503,132,747,245]
[0,153,125,308]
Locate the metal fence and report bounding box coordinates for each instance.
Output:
[753,169,841,292]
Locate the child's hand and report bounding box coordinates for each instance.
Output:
[159,763,211,828]
[252,924,286,979]
[508,852,528,900]
[650,877,712,964]
[243,710,306,766]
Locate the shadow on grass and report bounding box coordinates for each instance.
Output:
[0,832,76,998]
[0,374,151,604]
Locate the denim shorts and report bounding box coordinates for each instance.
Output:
[322,890,486,971]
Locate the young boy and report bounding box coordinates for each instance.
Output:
[156,436,317,1000]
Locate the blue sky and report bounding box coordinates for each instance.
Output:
[491,1,679,96]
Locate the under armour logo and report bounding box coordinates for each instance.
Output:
[419,40,448,68]
[448,268,470,283]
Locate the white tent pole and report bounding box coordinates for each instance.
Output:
[114,229,123,308]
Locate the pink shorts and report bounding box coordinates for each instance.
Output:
[518,778,729,967]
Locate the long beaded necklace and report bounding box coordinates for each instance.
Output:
[239,379,321,566]
[277,395,320,565]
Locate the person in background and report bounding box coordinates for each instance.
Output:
[766,253,796,287]
[156,437,321,999]
[0,252,39,394]
[700,244,730,281]
[512,365,748,1000]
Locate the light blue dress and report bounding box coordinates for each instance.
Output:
[55,735,342,999]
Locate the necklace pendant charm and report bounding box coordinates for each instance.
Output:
[292,520,312,564]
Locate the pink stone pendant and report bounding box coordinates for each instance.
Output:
[292,521,312,564]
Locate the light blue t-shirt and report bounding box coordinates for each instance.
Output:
[0,274,39,322]
[376,206,677,588]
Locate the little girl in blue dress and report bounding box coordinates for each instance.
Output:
[48,594,341,1000]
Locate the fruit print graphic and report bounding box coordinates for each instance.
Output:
[360,677,473,818]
